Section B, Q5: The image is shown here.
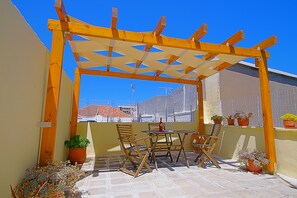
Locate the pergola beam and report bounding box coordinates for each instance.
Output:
[185,30,244,75]
[197,80,205,133]
[135,16,166,69]
[111,8,118,29]
[48,20,269,58]
[155,54,180,77]
[189,24,208,41]
[54,0,79,61]
[70,68,81,137]
[203,30,244,61]
[107,9,118,71]
[39,29,65,166]
[255,51,276,172]
[253,36,277,50]
[79,69,199,85]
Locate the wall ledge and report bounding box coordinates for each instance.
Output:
[274,127,297,132]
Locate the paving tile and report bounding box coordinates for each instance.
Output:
[157,187,184,197]
[87,187,107,195]
[76,152,297,198]
[137,191,162,198]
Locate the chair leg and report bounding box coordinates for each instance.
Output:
[134,151,151,177]
[197,148,220,168]
[194,151,203,162]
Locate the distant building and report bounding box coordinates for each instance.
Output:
[78,104,132,122]
[138,61,297,127]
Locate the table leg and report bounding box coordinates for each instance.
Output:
[151,134,159,170]
[176,133,190,168]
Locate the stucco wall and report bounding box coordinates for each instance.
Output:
[0,1,73,196]
[212,124,297,179]
[77,122,197,157]
[55,72,73,161]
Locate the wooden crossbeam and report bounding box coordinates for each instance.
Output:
[107,46,113,71]
[252,36,277,50]
[54,0,79,61]
[184,30,244,75]
[155,55,179,76]
[111,8,118,29]
[135,16,166,69]
[107,8,118,71]
[202,30,244,61]
[48,20,268,58]
[79,69,198,85]
[189,24,208,41]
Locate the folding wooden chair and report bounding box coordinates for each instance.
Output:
[148,123,173,162]
[192,124,222,168]
[116,124,152,177]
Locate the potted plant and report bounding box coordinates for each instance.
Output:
[226,114,235,125]
[234,111,253,126]
[238,149,269,173]
[11,161,84,197]
[211,115,224,124]
[280,113,297,128]
[64,135,90,165]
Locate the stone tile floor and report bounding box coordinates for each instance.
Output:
[74,152,297,198]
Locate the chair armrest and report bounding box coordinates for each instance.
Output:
[202,136,218,147]
[134,136,152,148]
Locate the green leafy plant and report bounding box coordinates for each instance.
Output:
[234,111,253,119]
[64,135,90,148]
[238,149,269,167]
[280,113,297,121]
[211,115,224,121]
[12,161,84,197]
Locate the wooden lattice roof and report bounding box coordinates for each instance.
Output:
[49,0,277,85]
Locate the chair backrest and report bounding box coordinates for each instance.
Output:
[210,124,222,137]
[116,124,136,146]
[148,123,166,130]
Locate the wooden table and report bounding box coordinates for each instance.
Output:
[142,129,195,170]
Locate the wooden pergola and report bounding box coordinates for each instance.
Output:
[40,0,277,172]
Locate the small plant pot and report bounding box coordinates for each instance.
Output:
[213,119,222,124]
[227,118,235,125]
[237,118,249,126]
[246,160,262,173]
[283,120,296,128]
[69,148,86,165]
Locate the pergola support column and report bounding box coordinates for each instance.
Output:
[255,52,276,173]
[70,68,81,137]
[197,80,205,133]
[39,29,65,166]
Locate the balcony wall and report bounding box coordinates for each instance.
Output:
[77,122,297,179]
[211,124,297,179]
[0,0,73,196]
[77,122,197,157]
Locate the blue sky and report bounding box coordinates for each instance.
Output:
[12,0,297,107]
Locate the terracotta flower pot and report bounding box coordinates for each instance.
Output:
[283,120,296,128]
[69,148,86,165]
[213,119,222,124]
[237,118,249,126]
[227,118,235,125]
[246,159,262,173]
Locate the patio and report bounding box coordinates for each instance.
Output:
[74,152,297,198]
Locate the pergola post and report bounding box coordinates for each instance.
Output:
[70,68,81,137]
[39,29,65,166]
[255,52,276,173]
[197,80,205,133]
